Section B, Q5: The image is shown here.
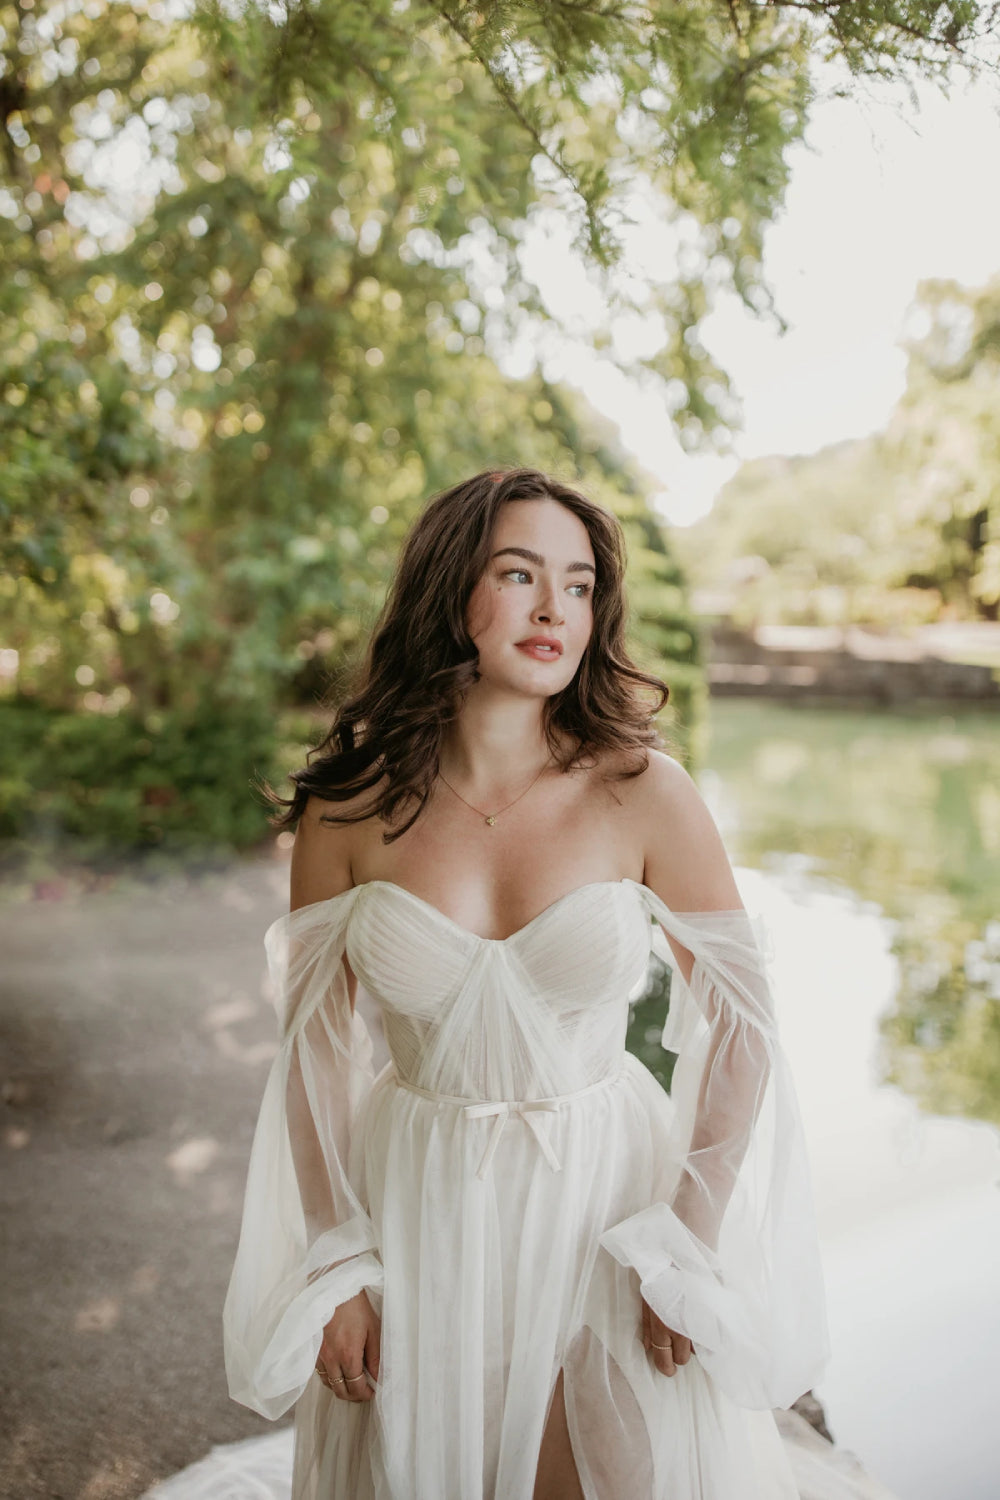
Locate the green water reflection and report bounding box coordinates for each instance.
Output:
[625,950,677,1094]
[695,699,1000,1128]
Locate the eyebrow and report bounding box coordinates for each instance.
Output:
[491,546,596,577]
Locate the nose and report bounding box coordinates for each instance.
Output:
[532,581,564,626]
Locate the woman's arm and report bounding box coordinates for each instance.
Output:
[628,754,750,1376]
[290,793,355,909]
[224,872,385,1417]
[600,749,828,1409]
[639,751,743,978]
[290,793,360,1011]
[639,752,771,1244]
[286,797,380,1404]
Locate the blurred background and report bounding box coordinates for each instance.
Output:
[2,2,999,1498]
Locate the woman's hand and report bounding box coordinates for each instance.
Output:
[315,1290,381,1402]
[641,1296,693,1378]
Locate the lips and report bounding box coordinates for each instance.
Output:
[515,637,564,660]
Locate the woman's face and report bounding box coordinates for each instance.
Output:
[465,498,596,698]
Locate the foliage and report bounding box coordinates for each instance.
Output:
[1,0,992,855]
[0,696,289,864]
[676,274,1000,627]
[625,950,677,1093]
[889,275,1000,619]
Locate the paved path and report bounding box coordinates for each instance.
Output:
[0,856,295,1499]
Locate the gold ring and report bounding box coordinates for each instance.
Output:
[344,1372,366,1383]
[651,1341,673,1350]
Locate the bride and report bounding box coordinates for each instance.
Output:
[223,468,829,1498]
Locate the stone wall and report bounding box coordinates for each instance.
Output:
[706,623,1000,705]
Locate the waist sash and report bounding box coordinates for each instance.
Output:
[392,1068,624,1179]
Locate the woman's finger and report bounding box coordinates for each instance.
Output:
[341,1367,370,1402]
[319,1341,360,1401]
[659,1326,692,1374]
[653,1313,693,1368]
[651,1333,676,1377]
[643,1298,677,1374]
[364,1318,381,1389]
[315,1359,344,1396]
[647,1311,694,1377]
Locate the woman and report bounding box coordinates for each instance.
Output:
[224,468,829,1499]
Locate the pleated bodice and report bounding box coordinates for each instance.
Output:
[345,878,652,1101]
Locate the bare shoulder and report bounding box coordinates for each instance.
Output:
[631,749,742,912]
[594,744,689,810]
[289,785,379,912]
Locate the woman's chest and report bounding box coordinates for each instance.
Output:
[344,878,653,1022]
[351,769,644,944]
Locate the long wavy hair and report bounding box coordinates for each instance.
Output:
[266,467,670,841]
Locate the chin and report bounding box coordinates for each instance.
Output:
[480,664,578,699]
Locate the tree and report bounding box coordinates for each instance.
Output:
[889,275,1000,620]
[1,0,994,850]
[674,273,1000,628]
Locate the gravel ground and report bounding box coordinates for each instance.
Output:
[0,853,296,1499]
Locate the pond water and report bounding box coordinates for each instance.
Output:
[630,700,1000,1500]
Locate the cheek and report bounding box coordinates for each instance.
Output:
[571,600,594,653]
[465,580,496,641]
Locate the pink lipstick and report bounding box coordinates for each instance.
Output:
[515,637,564,661]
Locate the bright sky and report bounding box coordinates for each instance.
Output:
[521,70,1000,526]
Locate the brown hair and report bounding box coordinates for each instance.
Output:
[266,468,669,841]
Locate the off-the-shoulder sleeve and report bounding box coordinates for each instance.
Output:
[223,889,384,1419]
[600,887,830,1410]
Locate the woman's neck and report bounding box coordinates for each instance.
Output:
[440,691,553,789]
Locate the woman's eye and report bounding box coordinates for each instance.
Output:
[500,569,591,596]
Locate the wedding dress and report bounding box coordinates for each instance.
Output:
[223,877,830,1499]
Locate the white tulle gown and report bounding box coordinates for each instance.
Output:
[223,877,830,1499]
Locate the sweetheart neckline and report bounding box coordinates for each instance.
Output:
[365,876,640,945]
[284,876,642,945]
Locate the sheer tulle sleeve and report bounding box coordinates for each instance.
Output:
[223,888,384,1419]
[600,888,830,1410]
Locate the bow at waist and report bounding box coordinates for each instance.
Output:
[392,1069,624,1179]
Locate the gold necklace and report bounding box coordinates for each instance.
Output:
[437,758,553,827]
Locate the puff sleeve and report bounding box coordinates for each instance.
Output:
[600,889,830,1410]
[223,889,384,1419]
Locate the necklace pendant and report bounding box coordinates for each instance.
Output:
[485,815,497,827]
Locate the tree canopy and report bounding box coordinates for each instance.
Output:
[2,0,994,852]
[676,274,1000,628]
